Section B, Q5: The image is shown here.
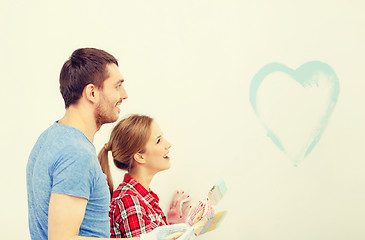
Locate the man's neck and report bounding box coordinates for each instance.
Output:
[58,104,98,143]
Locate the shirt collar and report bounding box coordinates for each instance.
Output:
[124,174,160,207]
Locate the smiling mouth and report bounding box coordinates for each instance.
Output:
[116,100,123,107]
[116,102,123,111]
[163,154,170,160]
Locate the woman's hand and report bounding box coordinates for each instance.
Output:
[167,191,191,224]
[164,214,208,240]
[139,223,190,240]
[187,198,214,226]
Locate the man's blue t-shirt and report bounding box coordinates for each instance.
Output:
[26,122,110,239]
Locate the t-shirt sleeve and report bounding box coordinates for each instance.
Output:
[110,195,154,238]
[50,145,95,200]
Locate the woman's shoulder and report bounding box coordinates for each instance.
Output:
[110,189,147,214]
[111,182,139,203]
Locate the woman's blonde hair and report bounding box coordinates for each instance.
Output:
[98,114,153,196]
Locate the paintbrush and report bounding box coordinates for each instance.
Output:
[192,179,228,236]
[208,178,227,206]
[195,210,228,236]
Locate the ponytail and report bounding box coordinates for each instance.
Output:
[98,143,114,197]
[97,114,154,198]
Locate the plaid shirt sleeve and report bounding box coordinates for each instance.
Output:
[110,195,156,238]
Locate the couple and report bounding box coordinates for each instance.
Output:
[26,48,205,240]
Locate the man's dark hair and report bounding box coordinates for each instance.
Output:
[59,48,118,108]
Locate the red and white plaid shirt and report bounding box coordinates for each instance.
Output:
[109,174,168,238]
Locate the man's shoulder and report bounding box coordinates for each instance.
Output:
[51,123,91,145]
[37,124,96,171]
[37,123,93,155]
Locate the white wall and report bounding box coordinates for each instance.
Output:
[1,0,365,239]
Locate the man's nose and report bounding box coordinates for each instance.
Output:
[120,86,128,100]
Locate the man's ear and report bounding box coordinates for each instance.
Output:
[84,84,99,104]
[134,153,146,164]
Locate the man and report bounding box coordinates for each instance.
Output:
[26,48,196,240]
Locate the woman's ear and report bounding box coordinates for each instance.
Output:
[133,152,146,164]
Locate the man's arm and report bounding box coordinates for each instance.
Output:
[48,193,140,240]
[48,193,195,240]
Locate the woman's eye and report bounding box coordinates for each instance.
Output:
[156,139,161,144]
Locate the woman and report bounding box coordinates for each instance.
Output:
[98,114,191,238]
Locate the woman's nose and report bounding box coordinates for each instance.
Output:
[166,140,171,149]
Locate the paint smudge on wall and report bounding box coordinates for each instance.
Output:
[249,61,340,166]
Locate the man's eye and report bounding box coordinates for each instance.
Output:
[156,139,161,144]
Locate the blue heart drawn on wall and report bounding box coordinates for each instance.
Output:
[249,61,340,166]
